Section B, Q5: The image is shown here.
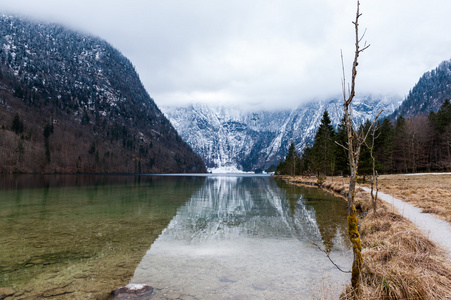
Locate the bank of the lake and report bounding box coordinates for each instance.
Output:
[278,175,451,299]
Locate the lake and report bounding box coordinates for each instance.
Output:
[0,174,351,299]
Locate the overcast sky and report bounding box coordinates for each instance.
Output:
[1,0,450,110]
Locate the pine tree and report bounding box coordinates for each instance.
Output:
[429,99,451,170]
[358,120,373,179]
[11,113,24,134]
[43,123,54,163]
[275,141,300,175]
[375,118,394,173]
[430,98,451,134]
[312,110,336,176]
[286,141,300,176]
[300,144,314,175]
[393,115,407,172]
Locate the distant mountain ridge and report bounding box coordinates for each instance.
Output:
[0,15,206,173]
[391,58,451,119]
[162,95,401,172]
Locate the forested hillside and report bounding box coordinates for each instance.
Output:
[0,15,206,174]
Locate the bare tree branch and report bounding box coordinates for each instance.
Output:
[335,140,349,151]
[313,243,351,274]
[361,109,384,143]
[341,50,347,103]
[346,0,370,107]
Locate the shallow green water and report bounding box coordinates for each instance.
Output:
[0,174,205,298]
[0,174,351,299]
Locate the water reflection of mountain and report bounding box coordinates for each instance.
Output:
[131,176,351,299]
[159,176,348,251]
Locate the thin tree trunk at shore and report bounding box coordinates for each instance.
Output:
[342,1,370,296]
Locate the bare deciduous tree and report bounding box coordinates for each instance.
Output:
[340,1,381,295]
[370,124,379,216]
[364,120,380,216]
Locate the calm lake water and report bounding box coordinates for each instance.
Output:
[0,174,351,299]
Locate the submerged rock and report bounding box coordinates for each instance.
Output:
[109,284,153,299]
[252,280,272,291]
[218,275,238,283]
[41,287,75,298]
[0,287,15,299]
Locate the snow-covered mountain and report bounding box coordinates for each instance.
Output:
[162,95,401,172]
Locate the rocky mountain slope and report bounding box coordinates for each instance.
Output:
[162,95,401,172]
[0,15,206,174]
[391,58,451,119]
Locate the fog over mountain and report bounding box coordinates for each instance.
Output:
[163,95,401,172]
[3,9,451,175]
[1,1,451,110]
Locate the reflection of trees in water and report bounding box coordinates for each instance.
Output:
[162,176,349,253]
[2,175,206,221]
[275,179,350,252]
[0,174,206,191]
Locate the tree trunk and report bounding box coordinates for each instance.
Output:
[345,106,363,293]
[341,1,370,295]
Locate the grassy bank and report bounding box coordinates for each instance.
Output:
[278,175,451,299]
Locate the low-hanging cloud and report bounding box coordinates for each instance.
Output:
[1,0,451,111]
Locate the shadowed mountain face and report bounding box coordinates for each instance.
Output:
[0,15,206,174]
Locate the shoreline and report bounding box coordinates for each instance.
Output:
[276,174,451,299]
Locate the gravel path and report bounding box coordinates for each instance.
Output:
[360,187,451,258]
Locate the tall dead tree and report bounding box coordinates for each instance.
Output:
[341,1,381,295]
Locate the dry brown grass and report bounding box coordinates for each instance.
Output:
[372,174,451,223]
[279,175,451,299]
[358,205,451,299]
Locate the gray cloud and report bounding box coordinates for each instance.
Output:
[1,0,450,110]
